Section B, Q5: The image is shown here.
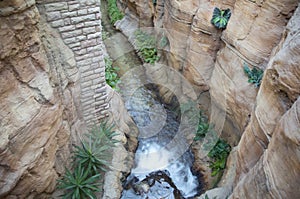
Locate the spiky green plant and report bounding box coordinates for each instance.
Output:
[58,122,118,198]
[73,141,111,174]
[211,7,231,29]
[57,164,101,199]
[243,63,264,88]
[88,122,119,147]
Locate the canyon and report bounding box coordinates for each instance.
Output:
[0,0,299,198]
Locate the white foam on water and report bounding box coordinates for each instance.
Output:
[132,143,170,179]
[131,141,199,197]
[167,161,199,198]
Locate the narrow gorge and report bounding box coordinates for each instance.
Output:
[0,0,299,199]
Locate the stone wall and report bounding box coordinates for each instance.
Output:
[37,0,109,126]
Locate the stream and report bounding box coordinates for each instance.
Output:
[101,1,202,198]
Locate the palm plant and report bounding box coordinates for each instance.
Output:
[89,122,119,147]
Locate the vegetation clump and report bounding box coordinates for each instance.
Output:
[243,63,264,88]
[107,0,124,25]
[211,7,231,29]
[134,29,160,64]
[194,111,213,141]
[105,57,120,90]
[193,111,231,178]
[208,139,231,177]
[57,122,118,199]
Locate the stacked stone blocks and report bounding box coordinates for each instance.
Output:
[40,0,109,126]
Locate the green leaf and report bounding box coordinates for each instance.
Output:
[243,63,264,88]
[211,7,231,29]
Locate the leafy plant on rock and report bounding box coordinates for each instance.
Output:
[194,111,213,141]
[211,7,231,29]
[208,139,231,177]
[105,57,120,90]
[243,63,264,88]
[107,0,124,25]
[134,30,160,64]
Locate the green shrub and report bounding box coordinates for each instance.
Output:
[243,63,264,88]
[211,7,231,29]
[208,139,231,177]
[105,57,120,90]
[134,30,160,64]
[107,0,124,25]
[58,122,118,198]
[194,111,213,141]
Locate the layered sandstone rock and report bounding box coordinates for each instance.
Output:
[120,0,153,27]
[120,0,300,197]
[210,0,298,140]
[225,4,300,198]
[0,1,85,198]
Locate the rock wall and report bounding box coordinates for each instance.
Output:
[119,0,299,197]
[227,4,300,198]
[0,0,110,197]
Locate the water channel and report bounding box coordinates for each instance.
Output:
[101,1,203,198]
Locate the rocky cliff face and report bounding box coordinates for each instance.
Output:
[119,0,299,198]
[227,4,300,198]
[0,0,139,197]
[0,2,84,198]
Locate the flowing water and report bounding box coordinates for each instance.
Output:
[101,2,202,198]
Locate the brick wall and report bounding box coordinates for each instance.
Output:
[37,0,109,126]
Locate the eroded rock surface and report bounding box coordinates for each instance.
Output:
[0,2,85,198]
[120,0,300,198]
[102,87,139,199]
